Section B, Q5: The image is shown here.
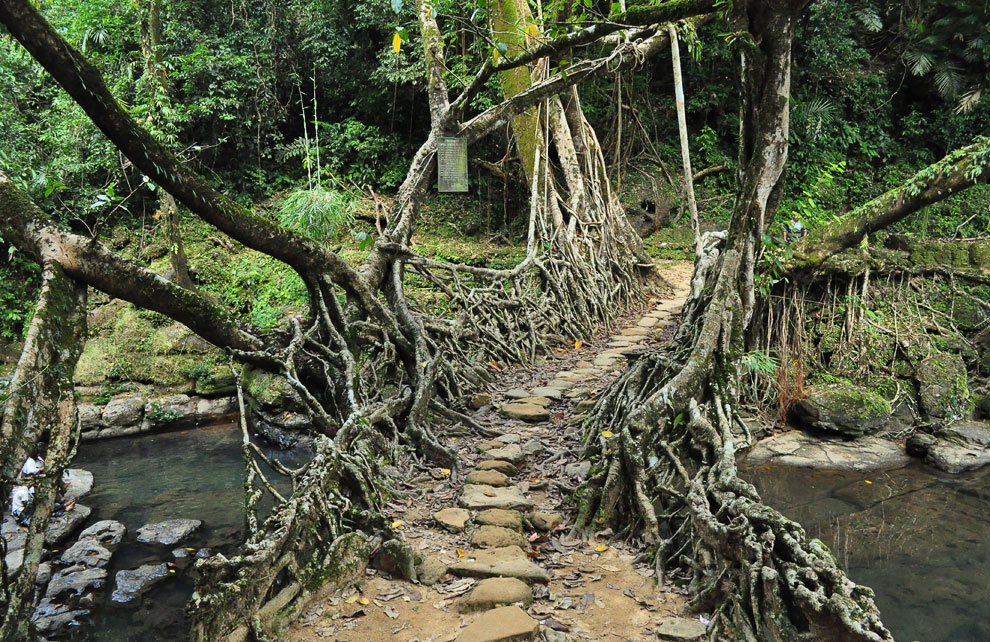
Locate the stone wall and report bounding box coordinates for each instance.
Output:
[78,393,237,440]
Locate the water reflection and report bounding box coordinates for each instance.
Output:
[739,460,990,642]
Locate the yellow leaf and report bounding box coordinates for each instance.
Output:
[392,520,404,528]
[525,23,540,39]
[574,339,582,350]
[393,32,402,53]
[358,597,370,605]
[488,360,500,369]
[153,211,162,220]
[456,548,465,557]
[492,48,500,62]
[345,595,359,604]
[441,468,451,476]
[595,545,609,552]
[864,480,872,484]
[601,430,614,438]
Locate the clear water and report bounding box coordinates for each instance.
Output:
[740,460,990,642]
[66,424,308,641]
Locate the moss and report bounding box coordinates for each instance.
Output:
[241,363,299,410]
[970,242,990,268]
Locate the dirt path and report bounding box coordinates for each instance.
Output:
[289,262,706,642]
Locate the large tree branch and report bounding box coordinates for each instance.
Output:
[0,172,264,353]
[0,0,361,293]
[789,137,990,272]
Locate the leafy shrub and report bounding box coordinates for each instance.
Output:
[278,186,357,243]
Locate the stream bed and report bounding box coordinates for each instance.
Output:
[740,460,990,642]
[66,423,308,641]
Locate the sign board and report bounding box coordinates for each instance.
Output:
[438,136,468,193]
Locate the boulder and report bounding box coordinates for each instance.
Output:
[925,420,990,473]
[657,617,708,641]
[477,460,518,476]
[465,470,511,487]
[60,539,112,569]
[63,469,94,500]
[916,353,970,420]
[45,565,107,604]
[458,577,533,612]
[136,519,201,546]
[45,504,92,545]
[434,508,471,533]
[454,604,539,642]
[791,383,891,437]
[77,520,127,550]
[476,509,523,532]
[500,403,549,423]
[416,555,447,586]
[448,546,548,584]
[77,403,101,433]
[745,431,909,472]
[102,395,146,427]
[471,525,528,548]
[459,485,535,511]
[111,563,170,604]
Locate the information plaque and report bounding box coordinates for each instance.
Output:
[438,136,468,193]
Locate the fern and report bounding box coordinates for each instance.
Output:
[278,186,356,244]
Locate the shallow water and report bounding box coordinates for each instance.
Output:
[67,424,308,641]
[739,460,990,642]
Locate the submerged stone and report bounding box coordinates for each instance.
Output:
[111,563,170,605]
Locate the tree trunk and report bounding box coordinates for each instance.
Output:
[668,23,700,249]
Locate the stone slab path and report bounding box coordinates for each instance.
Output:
[289,262,708,642]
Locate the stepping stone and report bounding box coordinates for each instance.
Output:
[500,403,549,423]
[575,360,594,368]
[529,387,562,400]
[601,348,631,357]
[478,440,505,451]
[448,546,549,584]
[477,460,518,476]
[434,508,472,533]
[455,605,540,642]
[46,505,92,545]
[111,563,170,604]
[476,509,523,532]
[637,317,659,327]
[471,525,527,548]
[545,380,574,391]
[136,519,201,546]
[520,439,542,456]
[554,371,584,382]
[483,444,526,464]
[657,617,708,641]
[593,355,618,367]
[77,520,126,550]
[63,469,94,500]
[495,434,521,444]
[465,470,510,487]
[60,540,112,569]
[565,388,592,399]
[619,327,648,336]
[516,397,551,407]
[572,367,599,376]
[526,511,563,531]
[458,577,533,612]
[576,399,597,411]
[504,388,530,400]
[608,339,637,348]
[459,485,534,511]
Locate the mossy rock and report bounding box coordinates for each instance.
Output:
[915,353,970,420]
[980,351,990,376]
[951,298,990,332]
[241,364,302,411]
[792,382,891,437]
[975,394,990,420]
[970,242,990,269]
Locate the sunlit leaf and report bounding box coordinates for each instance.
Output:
[393,32,402,53]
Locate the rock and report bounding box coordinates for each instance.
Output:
[564,461,591,479]
[744,431,909,472]
[78,403,101,432]
[516,396,551,407]
[477,460,518,476]
[483,444,526,465]
[434,508,472,533]
[466,470,511,487]
[925,420,990,473]
[495,434,521,444]
[454,604,540,641]
[4,548,23,577]
[554,371,584,382]
[111,563,170,604]
[916,353,970,420]
[479,439,506,451]
[416,555,447,586]
[520,438,542,456]
[906,432,937,458]
[46,565,108,603]
[618,327,648,336]
[637,317,659,327]
[195,396,237,421]
[136,519,201,546]
[526,512,563,531]
[471,525,528,548]
[60,539,112,569]
[63,469,94,500]
[458,577,533,612]
[656,617,708,641]
[504,388,531,400]
[31,600,90,636]
[102,395,146,427]
[36,561,53,587]
[592,355,618,367]
[576,398,596,411]
[77,520,127,550]
[373,539,419,581]
[97,425,143,439]
[46,504,92,545]
[448,546,548,584]
[469,393,492,410]
[531,385,564,398]
[143,394,196,429]
[791,383,891,437]
[459,485,535,511]
[476,509,523,532]
[500,403,550,423]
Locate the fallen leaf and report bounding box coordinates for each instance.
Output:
[488,360,500,369]
[574,339,582,350]
[392,520,404,528]
[358,597,370,606]
[483,491,495,497]
[864,480,872,484]
[441,468,451,476]
[595,545,609,552]
[345,595,359,604]
[601,430,614,438]
[456,548,465,557]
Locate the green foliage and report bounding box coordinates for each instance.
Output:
[278,187,357,244]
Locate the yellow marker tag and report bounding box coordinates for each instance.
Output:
[601,430,614,438]
[393,32,402,53]
[595,545,609,552]
[169,569,176,573]
[392,520,403,528]
[864,480,872,484]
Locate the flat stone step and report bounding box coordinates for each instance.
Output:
[504,388,530,400]
[465,470,510,487]
[458,578,533,613]
[470,525,527,548]
[476,509,523,531]
[476,460,518,476]
[448,546,549,584]
[619,327,649,336]
[434,508,471,533]
[529,387,562,399]
[500,403,549,422]
[454,605,540,641]
[482,444,526,464]
[592,355,618,367]
[459,485,534,511]
[637,317,659,327]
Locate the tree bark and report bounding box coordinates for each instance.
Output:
[668,24,700,249]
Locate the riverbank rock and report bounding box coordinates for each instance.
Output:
[919,421,990,473]
[791,383,891,437]
[60,540,112,569]
[46,565,108,604]
[112,563,171,604]
[64,469,94,500]
[31,600,90,636]
[46,504,92,545]
[77,520,127,550]
[103,395,146,427]
[454,605,539,642]
[916,353,970,420]
[137,519,201,546]
[744,430,909,471]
